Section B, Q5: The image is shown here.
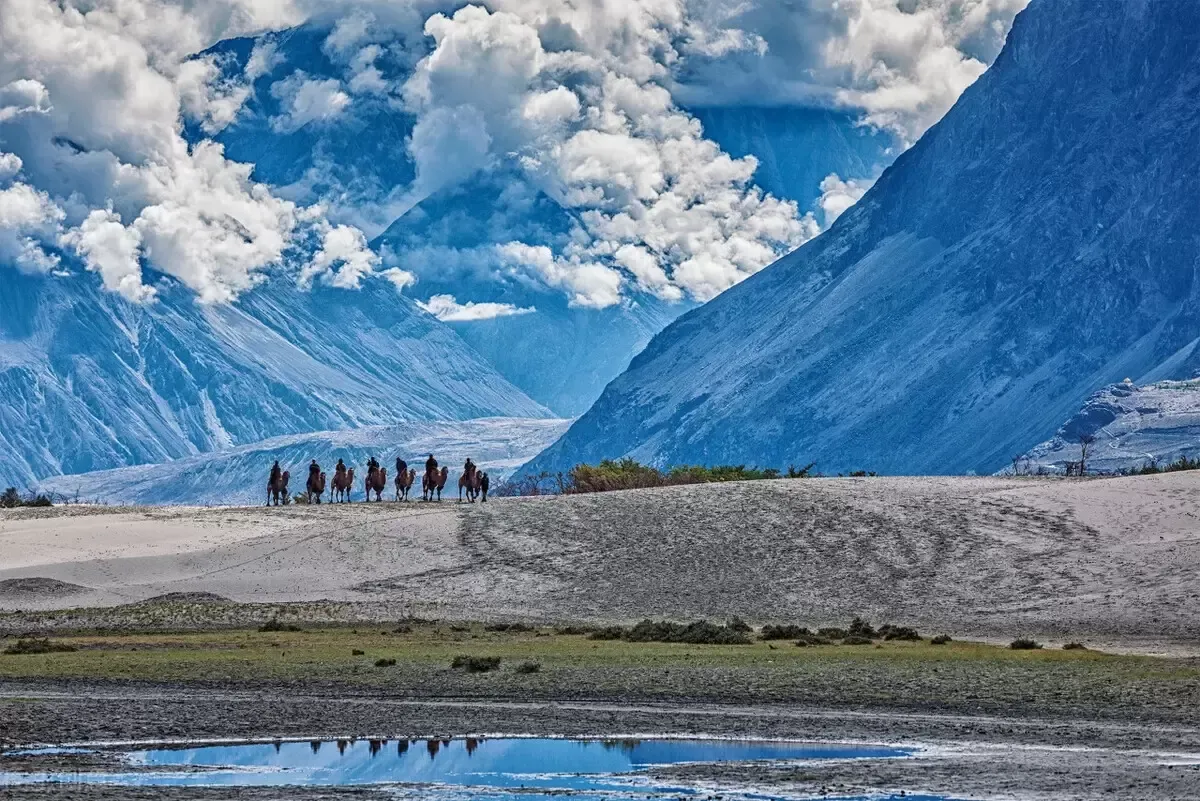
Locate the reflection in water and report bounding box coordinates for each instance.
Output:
[1,737,923,798]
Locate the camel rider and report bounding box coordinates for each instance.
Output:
[335,459,346,478]
[396,457,408,476]
[425,454,438,475]
[269,461,282,486]
[367,456,380,475]
[464,457,476,480]
[308,459,321,484]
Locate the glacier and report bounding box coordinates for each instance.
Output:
[0,269,549,489]
[1016,379,1200,475]
[522,0,1200,478]
[35,417,570,506]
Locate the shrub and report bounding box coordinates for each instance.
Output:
[451,655,502,673]
[515,661,542,674]
[589,620,752,645]
[760,624,812,641]
[258,619,302,633]
[4,638,77,655]
[587,626,627,641]
[848,617,878,639]
[1010,638,1043,650]
[879,624,922,642]
[0,488,54,509]
[727,617,752,634]
[1062,642,1087,651]
[930,634,952,645]
[816,627,848,640]
[507,459,826,496]
[841,635,873,645]
[374,658,397,667]
[352,649,365,656]
[554,625,597,636]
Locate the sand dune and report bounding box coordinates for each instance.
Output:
[1,473,1198,648]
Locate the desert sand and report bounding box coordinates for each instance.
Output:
[2,473,1198,648]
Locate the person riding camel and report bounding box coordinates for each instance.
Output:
[335,458,347,478]
[269,460,282,486]
[367,456,380,476]
[464,457,476,481]
[425,453,438,475]
[396,457,408,476]
[308,459,321,483]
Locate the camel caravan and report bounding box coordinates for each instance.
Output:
[265,454,489,506]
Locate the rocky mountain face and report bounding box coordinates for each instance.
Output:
[1017,379,1200,475]
[523,0,1200,477]
[0,270,549,488]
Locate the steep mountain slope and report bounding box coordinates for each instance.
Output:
[524,0,1200,477]
[1016,379,1200,475]
[36,417,570,506]
[0,270,549,488]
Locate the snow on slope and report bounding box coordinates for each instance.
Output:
[36,418,571,506]
[524,0,1200,478]
[0,269,550,489]
[1016,379,1200,474]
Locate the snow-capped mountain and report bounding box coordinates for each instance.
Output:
[523,0,1200,477]
[0,269,549,489]
[1015,379,1200,475]
[207,27,892,416]
[36,417,570,506]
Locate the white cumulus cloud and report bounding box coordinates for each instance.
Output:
[418,293,536,322]
[270,71,352,133]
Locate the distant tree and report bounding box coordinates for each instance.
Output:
[0,487,19,508]
[1078,434,1097,476]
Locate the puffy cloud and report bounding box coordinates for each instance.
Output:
[0,0,385,304]
[0,152,21,181]
[60,209,153,302]
[269,71,352,133]
[302,221,380,289]
[817,173,875,227]
[245,39,284,81]
[0,175,65,274]
[404,4,821,308]
[676,0,1029,142]
[418,293,536,322]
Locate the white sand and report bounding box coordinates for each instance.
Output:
[2,473,1198,648]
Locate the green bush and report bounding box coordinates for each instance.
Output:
[760,624,811,641]
[588,619,752,645]
[817,627,848,640]
[374,658,397,667]
[4,638,77,655]
[515,661,542,674]
[1010,638,1043,650]
[841,635,873,645]
[930,634,953,645]
[1062,642,1087,651]
[879,624,922,641]
[258,619,302,633]
[564,459,821,495]
[484,622,535,633]
[848,617,878,639]
[451,655,502,673]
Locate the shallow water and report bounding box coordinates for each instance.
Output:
[2,736,944,799]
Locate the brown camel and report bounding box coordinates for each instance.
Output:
[395,468,416,501]
[332,468,355,503]
[306,472,326,504]
[458,469,482,502]
[266,471,290,506]
[365,466,388,502]
[423,466,450,501]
